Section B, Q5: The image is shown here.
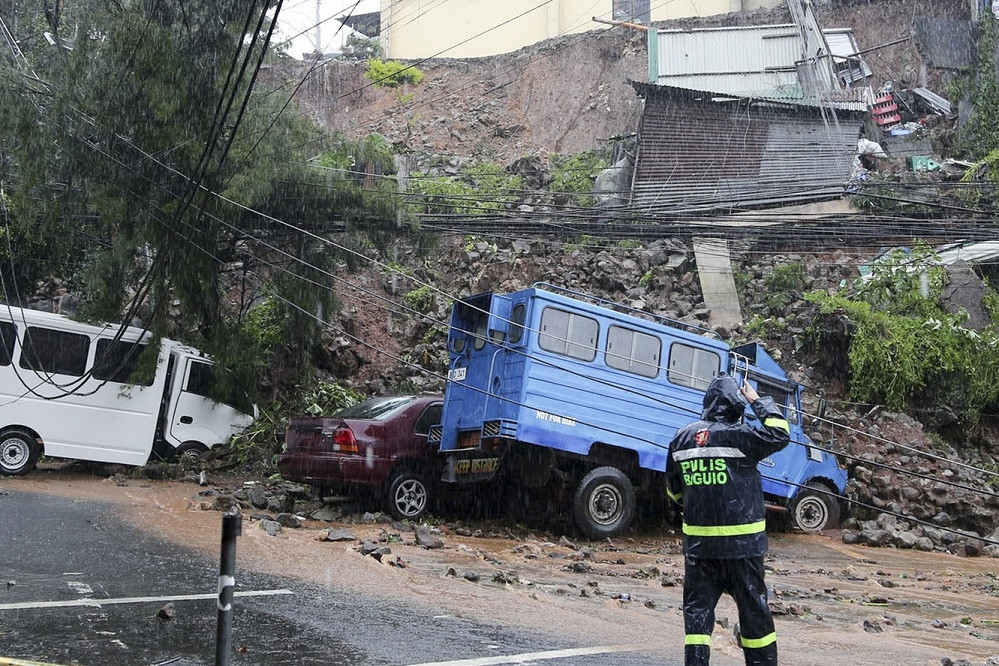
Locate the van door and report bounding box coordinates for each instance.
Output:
[164,352,254,451]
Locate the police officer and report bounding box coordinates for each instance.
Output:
[665,373,791,666]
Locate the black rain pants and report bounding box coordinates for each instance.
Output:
[682,555,777,666]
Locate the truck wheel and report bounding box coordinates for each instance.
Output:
[790,482,840,532]
[0,430,40,476]
[572,466,635,540]
[385,469,430,521]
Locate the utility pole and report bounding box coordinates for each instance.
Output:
[314,0,322,54]
[786,0,840,93]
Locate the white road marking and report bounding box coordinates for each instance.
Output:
[0,589,292,611]
[407,645,644,665]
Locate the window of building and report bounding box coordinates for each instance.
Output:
[19,326,90,377]
[539,307,598,361]
[0,322,16,366]
[93,340,153,385]
[667,343,720,390]
[613,0,650,23]
[606,325,660,378]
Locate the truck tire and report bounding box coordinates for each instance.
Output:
[789,482,840,532]
[385,469,430,521]
[572,466,635,540]
[0,430,40,476]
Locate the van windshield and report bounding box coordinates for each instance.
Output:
[335,396,415,420]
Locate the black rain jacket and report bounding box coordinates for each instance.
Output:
[665,374,791,559]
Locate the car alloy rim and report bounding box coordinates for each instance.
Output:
[395,479,427,516]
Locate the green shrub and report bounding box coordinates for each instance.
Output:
[365,59,424,87]
[408,162,522,215]
[805,243,999,425]
[404,285,435,312]
[550,149,611,207]
[766,261,807,292]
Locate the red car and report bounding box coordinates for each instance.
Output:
[277,394,444,521]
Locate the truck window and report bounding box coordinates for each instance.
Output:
[509,303,526,344]
[93,340,153,386]
[19,326,89,377]
[539,307,598,361]
[473,318,488,351]
[186,360,214,397]
[757,382,799,424]
[606,325,660,378]
[667,342,719,390]
[0,322,16,366]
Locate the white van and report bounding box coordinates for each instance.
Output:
[0,305,255,476]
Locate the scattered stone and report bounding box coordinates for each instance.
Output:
[320,528,357,542]
[259,519,282,536]
[863,619,883,634]
[157,603,175,620]
[276,513,301,528]
[310,507,341,522]
[414,525,444,549]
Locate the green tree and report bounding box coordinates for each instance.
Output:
[0,1,409,404]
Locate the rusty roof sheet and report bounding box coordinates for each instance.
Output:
[630,84,864,216]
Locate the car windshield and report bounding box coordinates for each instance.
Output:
[334,395,415,420]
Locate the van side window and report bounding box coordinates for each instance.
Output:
[93,340,153,386]
[509,303,526,344]
[186,360,214,397]
[0,322,16,366]
[606,325,660,378]
[539,307,598,361]
[668,343,720,390]
[19,326,90,377]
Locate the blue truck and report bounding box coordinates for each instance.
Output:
[430,282,848,539]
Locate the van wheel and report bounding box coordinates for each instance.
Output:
[573,466,635,540]
[790,483,840,532]
[174,442,208,465]
[0,430,40,476]
[385,469,430,521]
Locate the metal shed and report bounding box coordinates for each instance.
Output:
[651,25,872,106]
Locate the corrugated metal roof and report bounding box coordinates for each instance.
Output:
[654,24,872,109]
[630,85,863,216]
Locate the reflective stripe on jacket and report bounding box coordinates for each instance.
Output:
[665,380,790,559]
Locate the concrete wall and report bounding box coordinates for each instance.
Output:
[379,0,784,59]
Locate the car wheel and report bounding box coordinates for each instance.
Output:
[385,469,430,521]
[572,466,635,540]
[0,430,40,476]
[789,482,840,532]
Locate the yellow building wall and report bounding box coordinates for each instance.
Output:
[379,0,785,59]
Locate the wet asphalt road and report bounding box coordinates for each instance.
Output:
[0,488,673,665]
